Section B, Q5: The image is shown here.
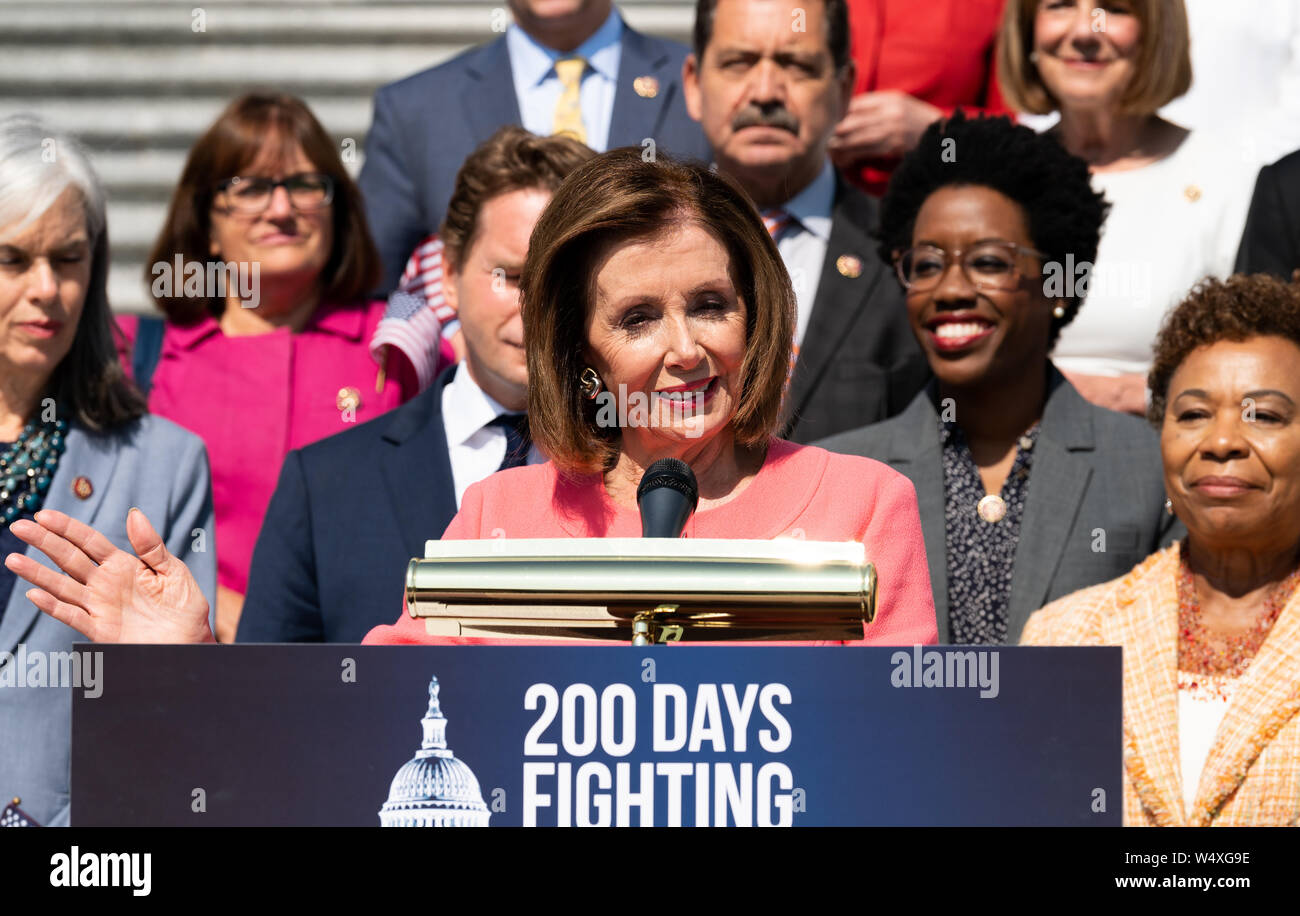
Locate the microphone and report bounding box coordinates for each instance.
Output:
[636,458,699,538]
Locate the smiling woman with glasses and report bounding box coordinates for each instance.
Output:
[113,93,421,641]
[819,113,1180,645]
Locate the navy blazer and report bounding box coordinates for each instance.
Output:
[782,179,930,443]
[359,19,713,289]
[0,416,215,827]
[237,368,460,643]
[816,367,1183,643]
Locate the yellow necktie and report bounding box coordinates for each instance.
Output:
[553,57,588,143]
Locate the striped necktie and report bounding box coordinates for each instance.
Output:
[760,208,800,398]
[761,207,796,241]
[553,57,588,143]
[489,413,531,471]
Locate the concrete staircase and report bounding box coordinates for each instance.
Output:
[0,0,696,312]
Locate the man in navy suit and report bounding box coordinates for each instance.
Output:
[359,0,712,290]
[237,129,592,643]
[683,0,928,442]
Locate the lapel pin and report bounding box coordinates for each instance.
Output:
[633,76,659,99]
[1183,184,1202,203]
[72,476,93,500]
[836,254,863,278]
[337,386,362,412]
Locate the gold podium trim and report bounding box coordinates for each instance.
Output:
[404,539,877,644]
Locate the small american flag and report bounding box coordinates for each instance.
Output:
[370,233,457,392]
[2,797,39,827]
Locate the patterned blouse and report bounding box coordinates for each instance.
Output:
[941,420,1042,644]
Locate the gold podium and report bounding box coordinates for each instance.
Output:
[404,538,877,645]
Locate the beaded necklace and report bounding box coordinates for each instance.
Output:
[1177,547,1300,681]
[0,414,68,528]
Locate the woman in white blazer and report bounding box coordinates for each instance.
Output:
[0,115,216,826]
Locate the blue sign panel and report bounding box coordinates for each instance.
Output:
[72,645,1121,826]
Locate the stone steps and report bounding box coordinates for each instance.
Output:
[0,0,696,312]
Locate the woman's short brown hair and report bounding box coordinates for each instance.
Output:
[997,0,1192,116]
[521,148,795,477]
[441,126,595,270]
[1147,274,1300,426]
[145,92,380,323]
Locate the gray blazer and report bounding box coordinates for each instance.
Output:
[0,415,216,826]
[817,368,1182,643]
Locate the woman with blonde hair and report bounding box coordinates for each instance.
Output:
[997,0,1259,415]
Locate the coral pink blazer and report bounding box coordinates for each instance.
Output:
[364,439,939,646]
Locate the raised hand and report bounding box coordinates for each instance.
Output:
[3,507,214,644]
[829,90,944,165]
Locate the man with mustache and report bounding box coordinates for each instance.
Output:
[683,0,928,442]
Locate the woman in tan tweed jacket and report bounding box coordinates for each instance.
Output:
[1023,274,1300,827]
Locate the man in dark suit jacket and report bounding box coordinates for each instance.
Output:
[360,0,712,290]
[1236,148,1300,279]
[683,0,928,443]
[819,369,1180,643]
[235,368,461,642]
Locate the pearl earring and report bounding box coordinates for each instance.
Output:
[1052,305,1066,319]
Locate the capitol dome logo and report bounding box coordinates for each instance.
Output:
[379,675,489,827]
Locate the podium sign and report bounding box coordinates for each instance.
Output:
[72,645,1120,826]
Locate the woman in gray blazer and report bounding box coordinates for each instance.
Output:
[818,114,1181,644]
[0,116,216,826]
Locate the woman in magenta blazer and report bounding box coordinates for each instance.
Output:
[116,93,420,640]
[8,150,940,648]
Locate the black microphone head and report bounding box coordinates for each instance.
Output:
[636,458,699,510]
[636,459,699,538]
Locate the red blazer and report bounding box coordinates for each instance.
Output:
[845,0,1011,195]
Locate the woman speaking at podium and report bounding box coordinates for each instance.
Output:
[4,151,939,647]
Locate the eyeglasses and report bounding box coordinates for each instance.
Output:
[895,242,1047,293]
[213,173,335,213]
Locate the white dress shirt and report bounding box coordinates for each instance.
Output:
[441,362,543,507]
[506,8,623,153]
[774,160,836,349]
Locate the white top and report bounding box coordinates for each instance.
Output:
[441,362,544,507]
[507,9,623,153]
[773,160,836,351]
[1177,673,1234,819]
[1050,130,1259,377]
[1160,0,1300,167]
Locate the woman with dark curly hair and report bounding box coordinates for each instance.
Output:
[1024,273,1300,826]
[820,113,1179,645]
